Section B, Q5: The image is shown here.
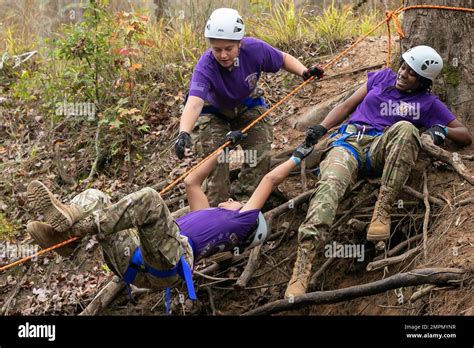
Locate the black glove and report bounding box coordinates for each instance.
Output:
[305,124,327,146]
[292,143,314,160]
[423,125,447,146]
[225,130,247,149]
[302,65,324,81]
[174,131,192,159]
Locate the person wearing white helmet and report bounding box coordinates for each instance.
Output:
[285,45,472,299]
[26,140,313,310]
[175,8,324,207]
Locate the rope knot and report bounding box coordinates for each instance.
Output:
[385,10,406,38]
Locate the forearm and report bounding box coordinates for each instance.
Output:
[184,152,219,187]
[183,152,219,211]
[241,158,297,212]
[446,126,472,147]
[265,158,297,187]
[320,103,351,129]
[282,53,306,77]
[180,96,204,133]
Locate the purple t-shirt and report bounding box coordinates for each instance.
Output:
[176,208,260,260]
[188,37,284,109]
[348,68,456,131]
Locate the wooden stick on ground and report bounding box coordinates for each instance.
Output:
[234,245,262,290]
[54,142,75,186]
[1,266,32,315]
[409,284,436,303]
[420,134,474,185]
[366,245,421,272]
[300,159,307,191]
[309,257,336,288]
[401,185,444,206]
[79,276,125,316]
[373,234,423,261]
[241,268,467,316]
[454,197,474,207]
[422,170,430,260]
[368,179,444,206]
[331,191,377,231]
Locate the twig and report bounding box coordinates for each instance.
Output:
[54,142,75,185]
[409,284,436,302]
[234,245,262,290]
[253,257,291,278]
[321,63,384,81]
[1,266,32,315]
[79,276,125,316]
[309,257,336,288]
[241,268,467,316]
[369,179,444,206]
[84,124,101,183]
[373,234,423,261]
[206,287,217,316]
[454,197,474,207]
[300,159,307,191]
[331,191,377,231]
[422,171,430,260]
[420,134,474,185]
[194,270,237,282]
[366,245,421,271]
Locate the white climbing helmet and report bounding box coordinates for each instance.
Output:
[204,8,245,41]
[402,45,443,81]
[248,212,268,249]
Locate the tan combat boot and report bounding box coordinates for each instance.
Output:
[28,216,98,257]
[284,240,316,299]
[27,180,85,233]
[27,221,79,257]
[366,186,398,242]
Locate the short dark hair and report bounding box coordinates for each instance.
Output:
[416,74,433,93]
[400,60,433,93]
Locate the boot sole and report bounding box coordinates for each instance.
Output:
[366,231,390,242]
[27,180,72,233]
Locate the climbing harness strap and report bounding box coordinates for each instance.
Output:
[122,239,196,315]
[329,123,384,174]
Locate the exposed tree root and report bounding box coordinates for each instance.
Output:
[242,268,468,316]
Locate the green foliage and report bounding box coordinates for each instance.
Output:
[0,213,17,240]
[252,0,308,47]
[443,65,460,87]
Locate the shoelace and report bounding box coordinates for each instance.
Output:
[296,248,308,279]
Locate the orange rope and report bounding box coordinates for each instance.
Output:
[0,236,79,272]
[1,4,473,273]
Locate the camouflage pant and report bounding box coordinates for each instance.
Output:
[299,121,421,243]
[71,188,193,290]
[193,105,273,206]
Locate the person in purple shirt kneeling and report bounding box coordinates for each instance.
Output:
[26,141,314,305]
[174,7,324,206]
[285,45,472,299]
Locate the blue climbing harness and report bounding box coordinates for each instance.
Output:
[122,239,196,315]
[329,123,384,175]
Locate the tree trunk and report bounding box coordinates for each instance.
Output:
[154,0,168,20]
[402,0,473,122]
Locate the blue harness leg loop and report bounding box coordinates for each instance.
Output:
[122,240,196,315]
[329,123,383,173]
[240,96,267,109]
